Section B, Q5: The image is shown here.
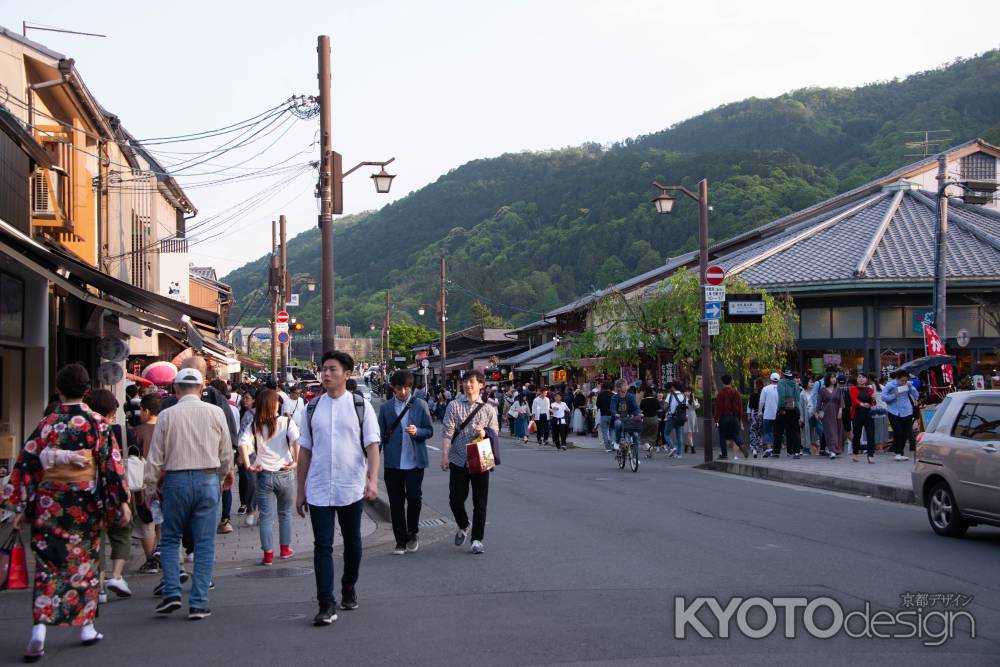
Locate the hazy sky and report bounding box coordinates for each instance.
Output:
[4,0,997,275]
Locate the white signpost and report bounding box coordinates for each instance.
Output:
[704,285,726,302]
[707,319,720,336]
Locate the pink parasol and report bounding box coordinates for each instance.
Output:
[141,361,178,386]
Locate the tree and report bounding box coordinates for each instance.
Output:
[471,301,512,328]
[388,320,438,363]
[583,268,798,384]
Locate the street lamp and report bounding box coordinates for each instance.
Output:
[418,305,425,317]
[652,179,714,464]
[371,167,396,194]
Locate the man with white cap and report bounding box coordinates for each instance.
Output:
[144,367,234,620]
[759,372,780,457]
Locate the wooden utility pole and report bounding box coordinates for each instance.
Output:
[279,214,288,378]
[439,255,447,388]
[317,35,338,353]
[270,220,278,379]
[933,155,948,336]
[384,289,392,370]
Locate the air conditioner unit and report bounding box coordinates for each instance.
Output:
[31,169,52,214]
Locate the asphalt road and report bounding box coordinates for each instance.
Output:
[1,434,998,666]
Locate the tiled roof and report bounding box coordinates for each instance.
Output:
[724,189,1000,287]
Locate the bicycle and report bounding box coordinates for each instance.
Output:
[615,433,640,472]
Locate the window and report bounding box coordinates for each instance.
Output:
[800,308,830,339]
[878,309,903,337]
[952,403,1000,441]
[0,272,24,339]
[831,307,864,338]
[960,152,996,181]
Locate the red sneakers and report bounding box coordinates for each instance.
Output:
[261,550,274,566]
[279,546,295,560]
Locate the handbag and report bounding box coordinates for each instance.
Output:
[527,419,537,434]
[466,437,496,474]
[126,455,145,491]
[0,531,29,591]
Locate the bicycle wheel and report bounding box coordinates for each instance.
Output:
[617,443,627,469]
[630,442,640,472]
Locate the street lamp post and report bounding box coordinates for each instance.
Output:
[653,178,714,464]
[316,34,396,353]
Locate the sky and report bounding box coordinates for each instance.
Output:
[3,0,998,276]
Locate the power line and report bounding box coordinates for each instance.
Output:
[446,280,548,317]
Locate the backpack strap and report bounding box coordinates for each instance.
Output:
[353,391,368,458]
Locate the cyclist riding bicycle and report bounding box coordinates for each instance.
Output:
[610,379,641,452]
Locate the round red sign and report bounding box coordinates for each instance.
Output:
[276,311,290,324]
[705,265,725,285]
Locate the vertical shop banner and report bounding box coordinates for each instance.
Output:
[922,323,953,385]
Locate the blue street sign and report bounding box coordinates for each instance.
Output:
[705,302,722,320]
[277,331,290,344]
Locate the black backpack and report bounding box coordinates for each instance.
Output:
[304,392,369,458]
[670,393,688,427]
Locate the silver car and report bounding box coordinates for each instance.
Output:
[912,390,1000,537]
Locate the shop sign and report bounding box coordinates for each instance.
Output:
[822,353,842,366]
[552,369,567,383]
[810,358,824,376]
[661,362,675,386]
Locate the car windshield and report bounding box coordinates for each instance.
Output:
[925,395,953,432]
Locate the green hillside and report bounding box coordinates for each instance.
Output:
[222,49,1000,335]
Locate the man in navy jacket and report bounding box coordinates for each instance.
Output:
[378,371,434,554]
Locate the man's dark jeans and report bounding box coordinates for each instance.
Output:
[448,463,489,542]
[309,501,363,606]
[773,408,801,455]
[535,415,549,443]
[384,467,425,546]
[717,415,742,457]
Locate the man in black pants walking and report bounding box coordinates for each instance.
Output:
[441,371,499,555]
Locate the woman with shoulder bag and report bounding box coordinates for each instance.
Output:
[238,389,299,565]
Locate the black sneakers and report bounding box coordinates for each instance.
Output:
[155,597,182,614]
[341,588,358,610]
[188,608,211,620]
[313,604,338,626]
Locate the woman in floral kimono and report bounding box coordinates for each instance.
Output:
[1,364,130,662]
[746,378,765,457]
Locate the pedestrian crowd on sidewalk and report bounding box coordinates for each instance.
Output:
[0,352,502,661]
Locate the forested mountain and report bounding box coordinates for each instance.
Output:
[222,49,1000,334]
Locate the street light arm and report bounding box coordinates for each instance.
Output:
[652,181,701,203]
[342,157,396,179]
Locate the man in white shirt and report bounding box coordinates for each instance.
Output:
[549,393,570,450]
[283,385,306,431]
[531,391,551,446]
[296,351,380,626]
[759,372,780,454]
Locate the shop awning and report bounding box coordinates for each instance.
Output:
[445,355,476,371]
[203,338,241,375]
[515,351,554,372]
[500,340,556,366]
[0,218,219,342]
[239,354,266,370]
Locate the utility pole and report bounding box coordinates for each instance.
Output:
[439,255,447,388]
[270,220,278,379]
[384,289,392,370]
[696,179,714,465]
[279,214,288,377]
[932,155,948,336]
[317,35,337,353]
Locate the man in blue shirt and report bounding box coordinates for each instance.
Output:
[377,371,434,555]
[882,369,919,461]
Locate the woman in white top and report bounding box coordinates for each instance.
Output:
[239,388,299,565]
[549,393,570,450]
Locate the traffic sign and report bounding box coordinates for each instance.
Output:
[705,302,722,320]
[725,294,765,323]
[286,294,299,308]
[705,265,726,286]
[707,319,720,336]
[956,328,970,348]
[276,311,289,324]
[276,321,289,334]
[277,331,290,344]
[421,358,430,368]
[704,285,726,302]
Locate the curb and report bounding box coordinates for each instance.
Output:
[696,460,917,505]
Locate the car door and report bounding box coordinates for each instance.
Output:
[948,401,991,514]
[965,401,1000,521]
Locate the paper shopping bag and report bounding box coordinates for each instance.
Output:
[466,438,496,474]
[1,531,28,591]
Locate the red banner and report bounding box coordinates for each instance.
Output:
[922,323,953,385]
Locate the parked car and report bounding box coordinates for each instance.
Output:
[912,390,1000,537]
[302,382,323,402]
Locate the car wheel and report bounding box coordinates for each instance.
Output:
[926,481,968,538]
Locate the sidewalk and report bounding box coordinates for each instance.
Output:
[697,451,917,504]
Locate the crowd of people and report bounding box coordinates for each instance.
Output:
[0,353,500,661]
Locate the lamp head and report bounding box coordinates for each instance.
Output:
[371,168,395,194]
[652,193,676,214]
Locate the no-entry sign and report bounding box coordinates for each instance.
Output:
[705,265,725,285]
[276,311,289,324]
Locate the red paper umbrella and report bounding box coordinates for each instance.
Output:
[141,361,178,386]
[126,372,153,387]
